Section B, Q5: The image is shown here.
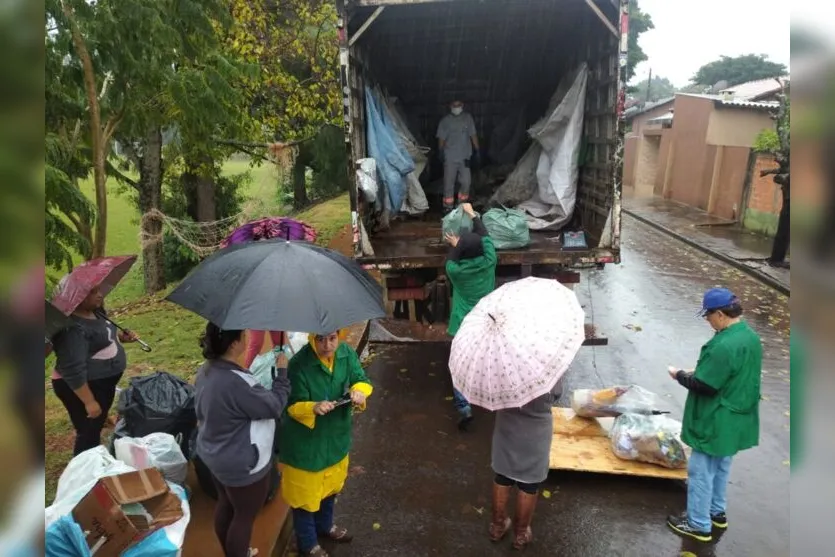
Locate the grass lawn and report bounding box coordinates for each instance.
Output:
[45,159,352,502]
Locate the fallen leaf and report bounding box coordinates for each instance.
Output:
[437,430,448,436]
[430,362,437,367]
[760,395,770,401]
[473,506,485,515]
[444,396,454,401]
[542,490,552,499]
[372,522,382,531]
[784,411,790,417]
[399,368,407,373]
[782,460,790,467]
[428,372,436,377]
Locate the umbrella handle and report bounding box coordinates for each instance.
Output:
[136,338,153,352]
[95,309,153,352]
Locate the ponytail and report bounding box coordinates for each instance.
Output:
[199,322,243,360]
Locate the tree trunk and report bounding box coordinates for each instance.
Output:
[138,127,166,293]
[196,167,216,222]
[63,1,109,258]
[183,155,217,222]
[292,146,310,209]
[769,179,790,265]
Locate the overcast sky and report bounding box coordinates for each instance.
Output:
[632,0,792,87]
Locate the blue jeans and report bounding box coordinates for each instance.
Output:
[292,495,335,553]
[452,388,471,414]
[687,450,733,532]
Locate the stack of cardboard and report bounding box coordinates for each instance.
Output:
[71,468,183,557]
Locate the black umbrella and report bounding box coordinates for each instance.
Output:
[165,239,385,334]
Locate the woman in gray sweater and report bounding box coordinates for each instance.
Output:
[195,323,291,557]
[51,286,138,455]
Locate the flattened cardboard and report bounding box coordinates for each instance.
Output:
[72,468,183,557]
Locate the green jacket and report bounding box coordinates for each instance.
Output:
[681,321,762,457]
[279,343,370,471]
[446,237,498,336]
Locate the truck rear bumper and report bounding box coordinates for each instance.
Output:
[358,248,620,272]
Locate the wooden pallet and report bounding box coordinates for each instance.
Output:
[549,408,687,480]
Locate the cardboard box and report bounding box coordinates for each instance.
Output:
[71,468,183,557]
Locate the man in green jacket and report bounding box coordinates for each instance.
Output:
[445,203,498,428]
[666,287,762,543]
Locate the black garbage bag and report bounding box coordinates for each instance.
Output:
[116,371,197,458]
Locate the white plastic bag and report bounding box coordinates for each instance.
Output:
[44,447,191,556]
[45,446,135,528]
[356,158,378,204]
[114,433,188,485]
[571,385,662,418]
[610,413,690,469]
[250,332,309,389]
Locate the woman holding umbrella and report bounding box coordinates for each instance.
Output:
[165,238,386,557]
[279,331,373,557]
[194,323,291,557]
[449,277,586,550]
[50,256,141,455]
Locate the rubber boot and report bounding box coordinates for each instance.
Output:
[512,491,538,550]
[488,483,512,542]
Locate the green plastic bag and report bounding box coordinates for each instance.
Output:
[482,207,530,249]
[441,206,474,239]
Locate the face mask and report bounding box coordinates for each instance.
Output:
[451,106,463,116]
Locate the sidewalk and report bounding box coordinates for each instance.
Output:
[623,197,790,294]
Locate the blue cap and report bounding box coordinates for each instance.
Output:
[699,287,739,316]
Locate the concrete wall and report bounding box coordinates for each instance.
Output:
[623,135,637,191]
[706,107,774,148]
[712,146,751,220]
[662,95,715,210]
[628,101,675,136]
[633,135,661,197]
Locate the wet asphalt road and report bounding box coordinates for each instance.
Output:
[325,216,790,557]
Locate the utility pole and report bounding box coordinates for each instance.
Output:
[645,68,652,103]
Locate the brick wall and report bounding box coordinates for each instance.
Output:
[748,154,782,215]
[743,153,782,236]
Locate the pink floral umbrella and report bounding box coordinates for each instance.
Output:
[448,277,585,411]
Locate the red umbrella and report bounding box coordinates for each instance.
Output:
[51,255,137,315]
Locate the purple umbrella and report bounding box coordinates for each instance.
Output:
[221,217,317,248]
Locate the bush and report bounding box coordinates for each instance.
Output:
[753,129,780,154]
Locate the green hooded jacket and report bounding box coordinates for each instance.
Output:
[446,236,498,336]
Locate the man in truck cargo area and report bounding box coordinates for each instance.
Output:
[437,99,480,214]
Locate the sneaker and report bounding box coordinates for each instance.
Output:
[457,405,474,430]
[711,513,728,529]
[666,513,712,543]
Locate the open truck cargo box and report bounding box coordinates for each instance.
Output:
[338,0,627,272]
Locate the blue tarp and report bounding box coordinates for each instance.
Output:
[44,516,89,557]
[364,87,414,213]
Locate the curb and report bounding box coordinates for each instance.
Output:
[623,210,790,296]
